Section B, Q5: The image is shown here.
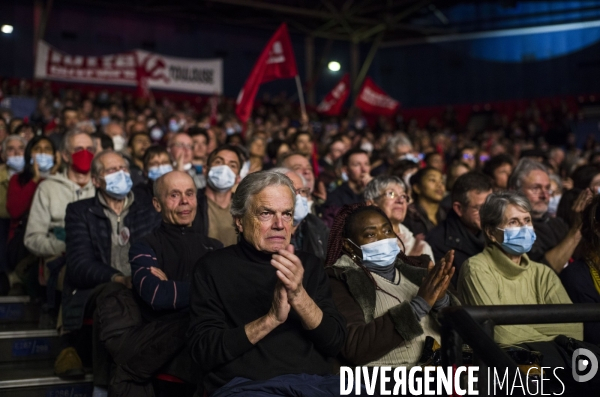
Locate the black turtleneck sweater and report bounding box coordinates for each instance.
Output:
[187,237,347,394]
[130,221,222,321]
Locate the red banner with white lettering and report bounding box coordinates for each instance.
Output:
[235,23,298,123]
[355,77,400,117]
[316,73,350,116]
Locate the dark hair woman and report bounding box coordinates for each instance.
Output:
[560,194,600,345]
[325,203,457,367]
[403,167,447,236]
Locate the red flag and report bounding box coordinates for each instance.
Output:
[355,77,400,117]
[316,73,350,116]
[236,23,298,123]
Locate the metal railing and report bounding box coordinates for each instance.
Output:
[438,304,600,397]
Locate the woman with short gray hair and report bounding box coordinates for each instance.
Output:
[364,175,434,261]
[458,191,582,346]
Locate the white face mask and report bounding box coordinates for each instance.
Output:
[207,165,236,191]
[293,194,309,226]
[239,160,250,180]
[548,195,561,215]
[360,142,374,154]
[112,135,126,152]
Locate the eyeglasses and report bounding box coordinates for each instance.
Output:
[378,190,410,203]
[170,143,193,150]
[295,187,311,197]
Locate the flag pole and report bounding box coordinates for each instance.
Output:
[295,75,306,116]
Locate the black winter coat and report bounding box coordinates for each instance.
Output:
[62,193,161,330]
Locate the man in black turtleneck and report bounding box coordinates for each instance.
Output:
[100,171,221,395]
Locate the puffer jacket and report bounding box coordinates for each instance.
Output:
[24,170,95,258]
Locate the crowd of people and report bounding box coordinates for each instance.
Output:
[0,80,599,396]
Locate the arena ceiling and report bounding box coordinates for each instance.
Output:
[57,0,595,44]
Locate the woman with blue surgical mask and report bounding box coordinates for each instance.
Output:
[6,136,58,252]
[458,191,582,347]
[325,204,457,368]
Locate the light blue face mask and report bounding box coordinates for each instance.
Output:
[293,194,309,226]
[498,225,537,255]
[208,165,236,191]
[148,164,173,181]
[349,237,400,267]
[31,153,54,172]
[104,170,133,200]
[7,156,25,172]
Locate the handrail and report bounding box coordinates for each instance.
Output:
[459,303,600,325]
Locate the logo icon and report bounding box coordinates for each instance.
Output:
[572,348,598,382]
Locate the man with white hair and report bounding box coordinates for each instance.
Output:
[508,158,592,273]
[371,133,415,176]
[272,167,329,260]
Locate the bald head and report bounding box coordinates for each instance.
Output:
[152,171,197,226]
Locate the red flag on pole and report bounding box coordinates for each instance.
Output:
[235,23,298,123]
[355,77,400,117]
[316,73,350,116]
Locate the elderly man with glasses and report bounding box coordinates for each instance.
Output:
[364,175,435,265]
[508,158,593,274]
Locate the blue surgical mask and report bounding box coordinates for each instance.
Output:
[193,164,203,174]
[100,116,111,126]
[208,165,236,191]
[148,164,173,181]
[293,194,309,226]
[31,153,54,172]
[498,226,536,255]
[350,237,400,267]
[399,153,419,163]
[548,195,561,216]
[7,156,25,172]
[104,170,133,200]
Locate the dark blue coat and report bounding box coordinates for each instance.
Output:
[61,192,160,331]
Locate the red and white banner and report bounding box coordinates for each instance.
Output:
[236,23,298,123]
[316,73,350,116]
[34,41,223,95]
[355,77,400,117]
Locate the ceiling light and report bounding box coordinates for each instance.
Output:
[328,61,341,72]
[1,25,13,34]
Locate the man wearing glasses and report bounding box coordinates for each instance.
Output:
[427,172,493,284]
[275,168,329,261]
[508,158,593,274]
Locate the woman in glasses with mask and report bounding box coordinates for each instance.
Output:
[364,175,434,264]
[325,203,456,368]
[458,191,582,346]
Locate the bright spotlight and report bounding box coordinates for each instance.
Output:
[1,25,13,34]
[328,61,341,72]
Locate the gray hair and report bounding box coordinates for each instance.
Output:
[91,150,130,178]
[507,158,548,191]
[2,135,26,157]
[363,175,406,201]
[270,167,307,188]
[386,133,412,158]
[549,173,563,193]
[230,170,296,221]
[480,191,531,242]
[61,128,92,153]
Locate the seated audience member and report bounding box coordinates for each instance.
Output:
[0,136,26,266]
[188,126,209,170]
[247,136,266,174]
[127,131,151,187]
[265,139,290,169]
[403,167,447,236]
[197,144,244,246]
[321,149,372,227]
[59,151,160,381]
[131,146,173,205]
[548,174,563,217]
[168,132,204,189]
[388,159,420,192]
[458,144,477,170]
[100,171,222,395]
[279,151,320,213]
[508,158,592,273]
[318,136,346,176]
[560,194,600,345]
[24,130,96,288]
[427,172,492,283]
[364,175,434,262]
[188,171,346,396]
[6,136,59,289]
[90,132,114,154]
[424,152,445,172]
[272,168,329,260]
[458,191,582,345]
[325,204,457,367]
[482,154,514,191]
[290,130,314,159]
[371,133,414,176]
